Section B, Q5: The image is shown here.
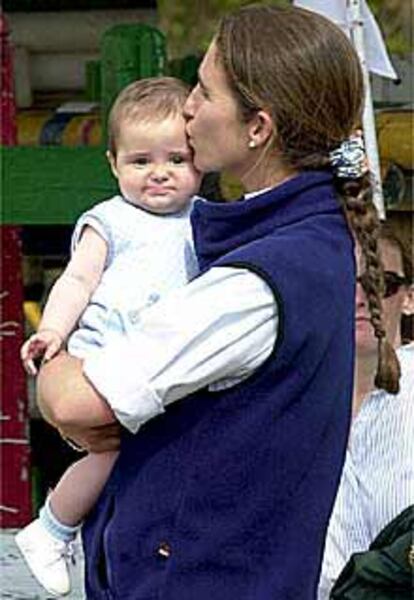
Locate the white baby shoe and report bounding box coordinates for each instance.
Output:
[15,518,72,597]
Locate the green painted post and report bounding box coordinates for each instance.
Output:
[100,24,167,144]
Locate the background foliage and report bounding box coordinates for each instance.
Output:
[157,0,288,58]
[157,0,412,58]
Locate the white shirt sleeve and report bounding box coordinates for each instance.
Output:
[84,266,278,433]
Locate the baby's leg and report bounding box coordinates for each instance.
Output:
[49,450,118,526]
[15,451,118,596]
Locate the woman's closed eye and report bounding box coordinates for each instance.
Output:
[196,77,210,100]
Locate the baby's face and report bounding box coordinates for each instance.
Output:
[108,114,201,214]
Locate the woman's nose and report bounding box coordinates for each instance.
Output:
[355,281,367,307]
[183,89,196,120]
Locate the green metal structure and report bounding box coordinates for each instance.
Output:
[2,23,167,225]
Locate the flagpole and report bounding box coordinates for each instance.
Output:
[347,0,385,219]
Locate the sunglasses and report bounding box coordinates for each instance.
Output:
[357,270,407,299]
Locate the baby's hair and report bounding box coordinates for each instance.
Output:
[107,77,190,155]
[216,4,401,393]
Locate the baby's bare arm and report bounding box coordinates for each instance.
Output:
[20,227,108,375]
[21,329,63,375]
[39,227,108,341]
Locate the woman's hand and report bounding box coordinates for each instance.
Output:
[37,352,116,429]
[59,422,122,453]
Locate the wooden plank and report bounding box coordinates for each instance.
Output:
[2,146,117,225]
[1,226,32,527]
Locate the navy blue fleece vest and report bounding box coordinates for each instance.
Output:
[83,172,355,599]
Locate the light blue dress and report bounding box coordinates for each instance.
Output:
[67,195,198,359]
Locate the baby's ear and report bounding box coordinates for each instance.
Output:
[106,150,118,179]
[402,284,414,316]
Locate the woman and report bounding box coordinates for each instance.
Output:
[37,5,400,598]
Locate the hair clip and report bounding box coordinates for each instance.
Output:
[329,132,368,179]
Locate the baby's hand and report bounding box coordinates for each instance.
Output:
[20,329,63,376]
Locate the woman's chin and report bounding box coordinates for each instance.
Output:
[192,151,216,174]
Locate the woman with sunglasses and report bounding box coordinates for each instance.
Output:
[318,223,414,598]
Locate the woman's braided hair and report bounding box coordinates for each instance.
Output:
[339,177,400,393]
[216,3,400,392]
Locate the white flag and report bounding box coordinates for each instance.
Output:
[294,0,397,79]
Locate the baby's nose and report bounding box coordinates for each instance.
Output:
[151,167,169,182]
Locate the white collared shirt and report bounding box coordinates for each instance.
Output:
[84,265,278,433]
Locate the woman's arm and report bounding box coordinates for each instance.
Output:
[38,266,278,435]
[37,353,120,452]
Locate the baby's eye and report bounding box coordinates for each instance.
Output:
[170,154,186,165]
[134,157,149,166]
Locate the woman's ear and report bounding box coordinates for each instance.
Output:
[106,150,119,180]
[247,109,275,149]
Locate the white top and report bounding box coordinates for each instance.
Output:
[84,265,278,433]
[318,343,414,599]
[67,195,198,358]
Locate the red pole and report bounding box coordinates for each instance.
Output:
[0,13,17,145]
[1,13,32,527]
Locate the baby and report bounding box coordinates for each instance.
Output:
[16,77,201,597]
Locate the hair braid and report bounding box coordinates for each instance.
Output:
[335,172,401,394]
